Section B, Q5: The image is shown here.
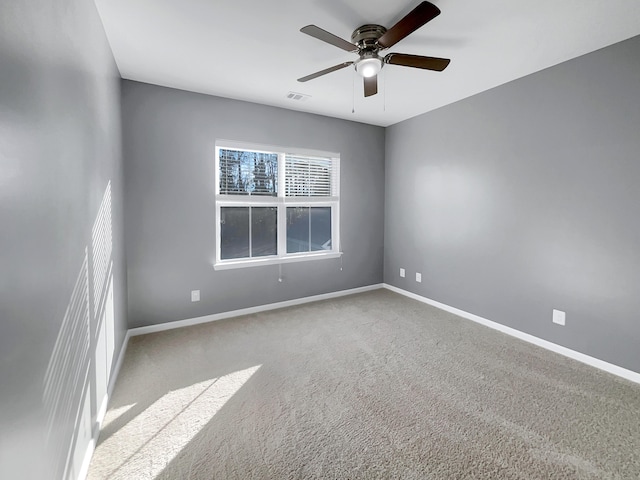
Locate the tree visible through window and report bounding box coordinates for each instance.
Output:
[219,149,278,196]
[215,144,340,267]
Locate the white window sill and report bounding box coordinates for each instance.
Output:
[213,251,343,271]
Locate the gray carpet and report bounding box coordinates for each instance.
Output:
[88,290,640,479]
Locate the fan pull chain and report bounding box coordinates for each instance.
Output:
[383,69,386,112]
[352,72,355,114]
[278,264,283,283]
[340,255,343,271]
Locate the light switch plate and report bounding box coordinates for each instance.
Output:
[191,290,200,302]
[400,268,405,278]
[416,272,422,283]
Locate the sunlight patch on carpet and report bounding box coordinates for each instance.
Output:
[93,365,261,479]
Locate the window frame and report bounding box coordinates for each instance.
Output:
[214,141,341,270]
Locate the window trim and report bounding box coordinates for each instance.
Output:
[214,141,341,270]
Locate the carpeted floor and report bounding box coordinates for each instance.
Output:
[88,289,640,479]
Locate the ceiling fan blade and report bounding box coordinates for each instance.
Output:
[300,25,358,52]
[377,1,441,49]
[385,53,450,71]
[364,75,378,97]
[298,62,354,82]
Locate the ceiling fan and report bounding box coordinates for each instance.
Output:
[297,1,450,97]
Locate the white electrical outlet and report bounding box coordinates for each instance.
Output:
[191,290,200,302]
[416,272,422,283]
[400,268,406,278]
[552,309,565,326]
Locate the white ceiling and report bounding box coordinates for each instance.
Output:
[95,0,640,127]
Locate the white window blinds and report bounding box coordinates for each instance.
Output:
[285,155,339,197]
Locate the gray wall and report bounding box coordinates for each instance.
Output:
[0,1,127,478]
[121,81,385,328]
[385,35,640,373]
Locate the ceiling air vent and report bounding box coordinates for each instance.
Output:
[286,92,311,101]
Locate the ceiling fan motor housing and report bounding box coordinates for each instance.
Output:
[351,24,387,52]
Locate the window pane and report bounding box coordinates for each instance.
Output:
[287,207,309,253]
[251,207,277,257]
[219,149,277,196]
[310,207,331,251]
[220,207,249,259]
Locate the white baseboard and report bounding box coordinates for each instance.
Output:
[77,330,132,480]
[129,283,384,337]
[108,330,131,398]
[383,283,640,385]
[96,395,109,428]
[77,438,95,480]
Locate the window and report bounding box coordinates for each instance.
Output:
[215,141,340,269]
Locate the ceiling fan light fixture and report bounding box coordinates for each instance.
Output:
[355,57,382,78]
